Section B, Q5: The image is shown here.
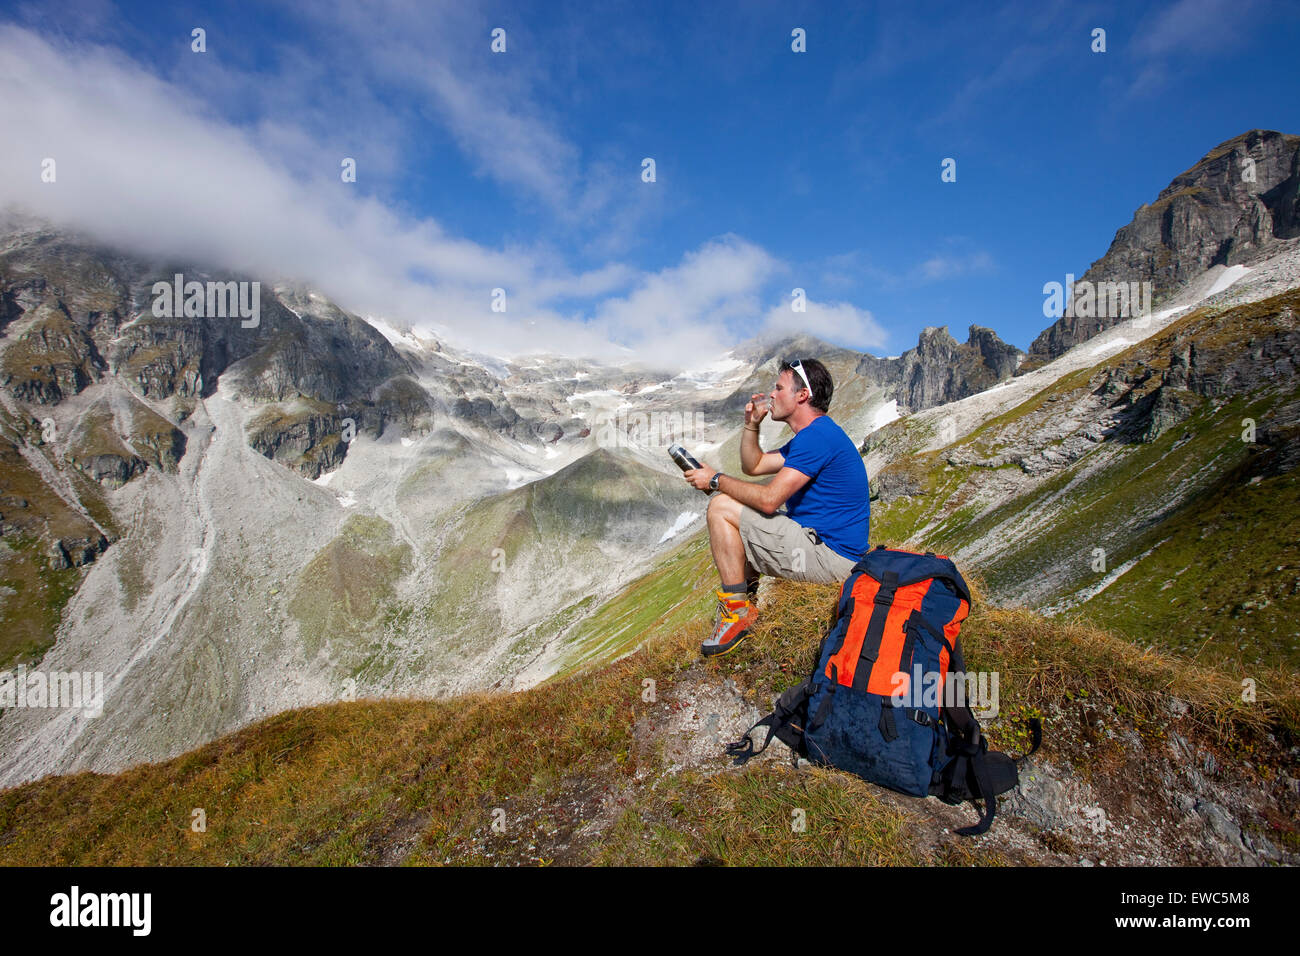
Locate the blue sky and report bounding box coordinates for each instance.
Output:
[2,0,1297,365]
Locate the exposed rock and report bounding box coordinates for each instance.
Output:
[856,324,1024,413]
[48,533,109,569]
[871,467,925,501]
[1257,413,1300,476]
[245,406,347,479]
[73,452,148,488]
[63,394,187,487]
[1030,130,1300,362]
[450,395,532,440]
[109,316,205,399]
[1194,800,1248,853]
[0,226,465,475]
[1135,385,1201,443]
[533,421,563,443]
[0,299,105,404]
[1114,289,1300,443]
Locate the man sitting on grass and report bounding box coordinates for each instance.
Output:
[683,358,870,657]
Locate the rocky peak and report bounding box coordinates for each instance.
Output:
[856,324,1023,413]
[1028,129,1300,363]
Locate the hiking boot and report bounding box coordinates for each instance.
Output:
[701,588,758,657]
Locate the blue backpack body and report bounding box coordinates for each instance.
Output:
[727,545,1041,835]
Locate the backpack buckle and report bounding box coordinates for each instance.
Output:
[907,708,934,727]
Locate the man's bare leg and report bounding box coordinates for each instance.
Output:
[706,493,758,591]
[700,493,761,655]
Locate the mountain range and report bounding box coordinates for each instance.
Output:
[0,129,1296,805]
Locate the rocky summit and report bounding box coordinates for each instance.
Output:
[855,324,1024,413]
[1029,129,1300,364]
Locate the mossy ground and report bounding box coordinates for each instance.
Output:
[1079,467,1300,669]
[0,534,81,666]
[0,408,111,667]
[288,513,412,664]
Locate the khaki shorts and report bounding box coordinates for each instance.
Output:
[739,506,859,584]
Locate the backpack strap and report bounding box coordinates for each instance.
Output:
[934,636,1043,835]
[878,704,898,742]
[955,755,999,836]
[805,661,845,741]
[724,713,780,763]
[725,678,813,765]
[849,570,899,691]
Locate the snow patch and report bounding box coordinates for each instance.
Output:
[1206,264,1252,298]
[504,467,539,489]
[868,399,901,434]
[659,511,701,543]
[674,352,746,387]
[566,389,622,403]
[364,316,427,351]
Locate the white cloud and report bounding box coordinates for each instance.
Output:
[1135,0,1258,56]
[815,246,995,291]
[0,25,820,368]
[760,299,888,351]
[915,250,995,282]
[591,235,781,354]
[1125,0,1261,99]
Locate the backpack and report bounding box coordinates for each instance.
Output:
[725,544,1042,836]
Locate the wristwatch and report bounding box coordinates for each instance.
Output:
[709,472,723,492]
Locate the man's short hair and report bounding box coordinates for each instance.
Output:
[779,358,833,412]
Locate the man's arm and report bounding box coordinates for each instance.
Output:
[740,425,786,476]
[716,467,810,515]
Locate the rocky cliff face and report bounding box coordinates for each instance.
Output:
[0,299,106,404]
[1028,129,1300,363]
[1099,291,1300,445]
[856,324,1023,413]
[0,226,441,480]
[0,222,453,662]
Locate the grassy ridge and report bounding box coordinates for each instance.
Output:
[1078,466,1300,669]
[0,531,1294,866]
[865,292,1300,671]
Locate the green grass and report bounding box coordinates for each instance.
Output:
[549,533,717,676]
[0,556,1293,866]
[862,288,1300,673]
[592,762,949,866]
[0,534,82,666]
[0,408,109,667]
[288,513,412,664]
[1078,466,1300,669]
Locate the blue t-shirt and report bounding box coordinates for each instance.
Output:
[776,415,870,561]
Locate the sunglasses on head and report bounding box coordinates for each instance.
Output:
[786,359,812,395]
